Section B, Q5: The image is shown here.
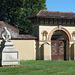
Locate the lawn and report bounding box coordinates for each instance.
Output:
[0,60,75,75]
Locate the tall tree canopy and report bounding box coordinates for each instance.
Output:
[0,0,46,34]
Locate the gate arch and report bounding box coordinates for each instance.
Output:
[48,27,71,41]
[48,27,71,60]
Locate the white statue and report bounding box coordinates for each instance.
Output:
[43,33,46,40]
[1,27,11,42]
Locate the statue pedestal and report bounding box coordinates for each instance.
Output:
[0,41,19,66]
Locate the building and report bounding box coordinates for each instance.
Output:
[29,10,75,61]
[0,10,75,61]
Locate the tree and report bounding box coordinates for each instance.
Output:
[0,0,46,34]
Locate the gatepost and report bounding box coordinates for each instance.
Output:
[42,42,51,60]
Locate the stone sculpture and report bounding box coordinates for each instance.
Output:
[1,27,11,42]
[0,27,19,66]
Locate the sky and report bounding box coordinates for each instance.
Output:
[46,0,75,13]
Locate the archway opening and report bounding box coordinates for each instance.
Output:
[51,30,69,61]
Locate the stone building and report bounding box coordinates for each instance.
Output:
[0,10,75,61]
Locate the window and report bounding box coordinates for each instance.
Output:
[63,19,66,24]
[42,31,48,41]
[71,20,74,25]
[66,19,70,24]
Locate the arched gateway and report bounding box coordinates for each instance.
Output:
[29,10,75,61]
[49,27,71,60]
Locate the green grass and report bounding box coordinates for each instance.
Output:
[0,60,75,75]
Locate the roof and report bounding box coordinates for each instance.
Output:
[0,21,19,32]
[17,35,37,39]
[29,10,75,19]
[0,21,19,38]
[0,21,36,40]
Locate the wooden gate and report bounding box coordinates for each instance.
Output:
[51,40,65,60]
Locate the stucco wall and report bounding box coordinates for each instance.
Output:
[10,40,36,60]
[36,25,75,60]
[42,44,51,60]
[39,25,75,41]
[39,25,57,41]
[0,39,36,60]
[71,44,75,60]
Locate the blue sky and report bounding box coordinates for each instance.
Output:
[46,0,75,13]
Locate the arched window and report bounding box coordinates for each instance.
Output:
[42,31,48,41]
[72,32,75,40]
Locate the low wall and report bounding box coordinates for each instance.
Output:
[10,40,36,60]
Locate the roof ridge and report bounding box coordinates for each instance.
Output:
[40,10,74,14]
[37,10,43,16]
[58,11,73,13]
[29,10,75,19]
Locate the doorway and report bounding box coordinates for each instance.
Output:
[51,30,69,60]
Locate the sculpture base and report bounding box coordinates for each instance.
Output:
[0,41,20,66]
[2,60,19,66]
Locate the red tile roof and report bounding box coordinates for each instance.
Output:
[29,10,75,19]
